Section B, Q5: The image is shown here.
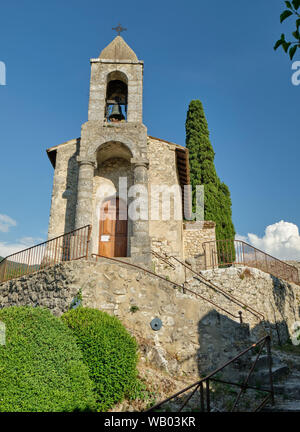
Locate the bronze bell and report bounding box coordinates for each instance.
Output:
[109,103,125,121]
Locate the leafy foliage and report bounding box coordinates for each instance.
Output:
[274,0,300,60]
[0,306,97,412]
[62,307,140,411]
[185,100,235,244]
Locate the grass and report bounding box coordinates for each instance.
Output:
[239,268,252,280]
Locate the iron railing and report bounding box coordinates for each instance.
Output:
[0,225,92,284]
[203,239,299,285]
[146,335,274,412]
[152,251,265,323]
[151,250,289,345]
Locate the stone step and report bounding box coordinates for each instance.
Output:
[252,354,278,370]
[274,374,300,399]
[245,364,290,386]
[272,348,300,372]
[262,400,300,412]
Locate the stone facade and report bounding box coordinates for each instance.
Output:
[46,36,216,268]
[48,138,80,238]
[148,137,184,259]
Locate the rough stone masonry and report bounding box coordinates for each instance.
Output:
[46,35,217,269]
[0,259,298,378]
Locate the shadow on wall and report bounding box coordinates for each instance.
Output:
[147,309,291,412]
[197,310,289,378]
[197,310,251,381]
[196,309,291,384]
[63,139,80,233]
[271,274,299,338]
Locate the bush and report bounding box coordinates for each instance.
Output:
[0,306,97,412]
[62,307,140,411]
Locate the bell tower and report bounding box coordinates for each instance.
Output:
[74,35,151,266]
[87,36,144,123]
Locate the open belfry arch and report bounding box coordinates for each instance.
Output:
[46,34,217,267]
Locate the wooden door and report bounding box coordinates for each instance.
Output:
[98,198,127,257]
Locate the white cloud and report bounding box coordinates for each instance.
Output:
[235,233,248,242]
[0,214,17,233]
[18,237,44,246]
[0,237,44,258]
[236,220,300,261]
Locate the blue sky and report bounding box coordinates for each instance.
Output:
[0,0,299,259]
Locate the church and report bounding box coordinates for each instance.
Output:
[46,35,216,268]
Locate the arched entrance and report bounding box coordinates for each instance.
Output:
[98,198,128,257]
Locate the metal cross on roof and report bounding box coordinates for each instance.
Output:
[112,23,127,36]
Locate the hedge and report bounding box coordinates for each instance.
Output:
[62,307,140,411]
[0,306,97,412]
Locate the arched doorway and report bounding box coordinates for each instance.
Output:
[98,198,128,257]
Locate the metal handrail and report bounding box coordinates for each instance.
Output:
[92,254,242,321]
[236,240,298,272]
[202,239,299,285]
[152,250,288,345]
[0,225,92,284]
[146,335,274,412]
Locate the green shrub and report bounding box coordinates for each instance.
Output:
[0,306,97,412]
[62,307,140,411]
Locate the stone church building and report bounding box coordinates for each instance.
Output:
[46,36,216,267]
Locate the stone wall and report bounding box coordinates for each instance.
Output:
[188,266,300,344]
[183,221,216,265]
[0,259,298,378]
[48,138,80,239]
[148,137,184,259]
[151,238,185,283]
[47,134,191,264]
[0,264,80,316]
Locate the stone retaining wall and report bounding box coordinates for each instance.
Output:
[183,221,216,269]
[190,266,300,343]
[0,259,298,378]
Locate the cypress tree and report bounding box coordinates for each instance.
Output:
[185,100,235,243]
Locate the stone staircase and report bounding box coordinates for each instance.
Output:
[260,348,300,412]
[247,354,289,387]
[149,251,300,412]
[206,347,300,412]
[235,348,300,412]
